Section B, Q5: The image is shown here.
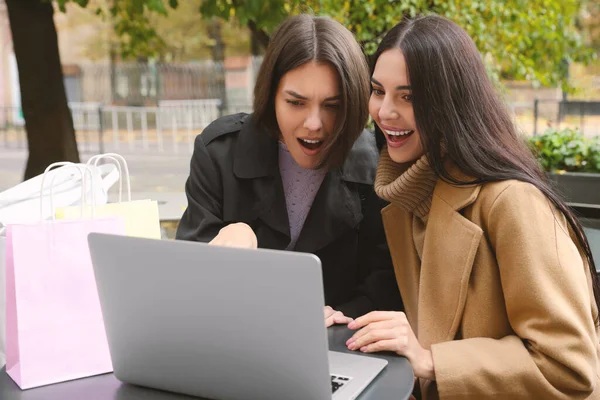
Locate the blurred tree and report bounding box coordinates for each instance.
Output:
[5,0,80,179]
[582,0,600,52]
[4,0,246,179]
[201,0,595,90]
[60,1,250,61]
[7,0,593,178]
[5,0,177,179]
[200,0,287,55]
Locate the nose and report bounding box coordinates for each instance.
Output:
[378,96,398,121]
[303,108,323,132]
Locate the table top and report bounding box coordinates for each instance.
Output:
[0,326,414,400]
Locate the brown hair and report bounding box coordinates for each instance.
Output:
[253,14,370,168]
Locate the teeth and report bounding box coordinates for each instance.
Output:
[385,129,413,136]
[300,139,322,144]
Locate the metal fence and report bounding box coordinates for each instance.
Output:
[503,100,600,138]
[1,99,599,155]
[67,58,263,107]
[531,99,600,136]
[0,101,253,154]
[72,61,226,105]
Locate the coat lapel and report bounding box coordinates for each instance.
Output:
[295,130,377,253]
[232,117,290,239]
[251,175,290,239]
[417,179,483,348]
[381,204,421,330]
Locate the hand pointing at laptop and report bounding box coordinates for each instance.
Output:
[209,223,353,327]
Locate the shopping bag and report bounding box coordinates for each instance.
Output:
[5,163,126,389]
[0,162,118,225]
[0,162,118,369]
[0,235,5,368]
[56,154,161,239]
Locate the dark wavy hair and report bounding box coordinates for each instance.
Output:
[372,14,600,322]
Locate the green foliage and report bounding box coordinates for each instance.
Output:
[148,4,251,61]
[199,0,594,90]
[315,0,429,55]
[57,0,595,89]
[589,137,600,172]
[58,0,249,61]
[200,0,290,32]
[56,0,88,12]
[528,127,600,173]
[57,0,178,59]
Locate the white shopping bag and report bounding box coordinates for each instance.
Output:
[0,162,119,225]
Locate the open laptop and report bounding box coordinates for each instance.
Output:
[87,233,387,400]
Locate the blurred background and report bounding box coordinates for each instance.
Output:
[1,0,599,237]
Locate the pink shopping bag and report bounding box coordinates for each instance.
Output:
[5,217,125,389]
[4,162,126,389]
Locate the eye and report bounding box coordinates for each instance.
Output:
[324,103,340,110]
[286,99,303,107]
[402,93,413,102]
[372,88,384,97]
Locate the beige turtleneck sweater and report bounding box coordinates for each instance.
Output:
[374,147,438,261]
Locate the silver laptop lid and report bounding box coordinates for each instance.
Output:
[88,233,332,400]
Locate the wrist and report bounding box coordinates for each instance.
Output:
[415,349,435,381]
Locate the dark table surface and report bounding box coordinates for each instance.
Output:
[0,325,414,400]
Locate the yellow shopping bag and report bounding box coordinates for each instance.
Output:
[55,154,161,240]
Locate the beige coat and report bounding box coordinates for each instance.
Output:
[382,171,600,399]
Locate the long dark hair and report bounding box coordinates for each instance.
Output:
[373,14,600,321]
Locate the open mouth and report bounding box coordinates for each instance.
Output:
[384,129,414,142]
[297,138,324,151]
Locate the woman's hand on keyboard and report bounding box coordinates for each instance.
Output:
[346,311,435,380]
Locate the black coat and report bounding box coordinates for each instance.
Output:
[176,113,402,317]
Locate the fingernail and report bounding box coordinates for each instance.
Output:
[360,346,367,352]
[348,321,356,329]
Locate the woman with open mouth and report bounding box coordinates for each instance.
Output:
[176,14,403,326]
[345,14,600,400]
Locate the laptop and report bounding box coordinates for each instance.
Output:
[87,233,387,400]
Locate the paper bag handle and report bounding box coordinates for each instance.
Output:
[40,163,96,220]
[87,153,131,203]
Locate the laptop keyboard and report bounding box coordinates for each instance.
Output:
[331,374,352,394]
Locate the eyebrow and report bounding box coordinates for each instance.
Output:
[285,90,341,102]
[370,78,411,91]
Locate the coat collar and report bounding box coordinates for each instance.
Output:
[233,115,278,179]
[433,160,482,212]
[232,115,376,252]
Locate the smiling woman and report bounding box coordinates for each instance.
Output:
[346,14,600,400]
[176,14,404,327]
[369,50,421,163]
